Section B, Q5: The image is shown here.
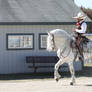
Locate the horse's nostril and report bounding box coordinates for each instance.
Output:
[52,47,54,50]
[52,47,56,51]
[52,47,55,50]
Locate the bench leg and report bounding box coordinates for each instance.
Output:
[34,67,38,73]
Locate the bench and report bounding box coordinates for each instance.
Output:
[26,56,67,73]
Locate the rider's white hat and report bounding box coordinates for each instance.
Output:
[72,12,87,19]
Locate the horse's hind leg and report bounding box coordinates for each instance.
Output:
[69,61,75,85]
[54,58,65,82]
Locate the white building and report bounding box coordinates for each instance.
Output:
[0,0,90,74]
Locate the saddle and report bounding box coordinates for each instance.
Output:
[76,34,89,56]
[76,34,89,46]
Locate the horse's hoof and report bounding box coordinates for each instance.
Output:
[56,78,59,82]
[70,82,73,85]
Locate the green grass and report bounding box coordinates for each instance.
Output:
[77,64,92,77]
[84,63,92,67]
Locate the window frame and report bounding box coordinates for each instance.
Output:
[6,33,34,50]
[39,33,48,50]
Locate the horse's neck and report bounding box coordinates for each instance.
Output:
[55,35,71,51]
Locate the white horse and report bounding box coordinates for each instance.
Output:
[47,29,92,85]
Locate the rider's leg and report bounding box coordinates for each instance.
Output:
[76,35,82,47]
[76,35,84,57]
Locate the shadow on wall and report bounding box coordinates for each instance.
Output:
[0,66,92,80]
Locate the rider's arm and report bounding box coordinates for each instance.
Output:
[75,23,87,33]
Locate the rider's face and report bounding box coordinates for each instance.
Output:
[77,18,83,22]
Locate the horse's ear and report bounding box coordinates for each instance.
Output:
[47,32,51,36]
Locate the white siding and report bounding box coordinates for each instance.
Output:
[0,25,82,74]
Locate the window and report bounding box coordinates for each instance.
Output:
[7,34,34,50]
[39,33,47,49]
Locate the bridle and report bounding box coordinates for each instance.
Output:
[51,34,56,51]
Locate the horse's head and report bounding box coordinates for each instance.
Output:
[47,29,72,52]
[47,32,56,51]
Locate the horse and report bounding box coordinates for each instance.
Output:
[47,29,92,85]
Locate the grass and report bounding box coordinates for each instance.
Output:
[84,63,92,67]
[0,73,54,80]
[76,64,92,77]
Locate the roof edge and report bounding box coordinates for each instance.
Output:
[0,22,91,25]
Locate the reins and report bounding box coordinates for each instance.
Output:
[52,34,56,51]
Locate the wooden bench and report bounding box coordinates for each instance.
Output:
[26,56,67,73]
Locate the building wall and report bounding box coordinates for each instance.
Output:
[0,24,82,74]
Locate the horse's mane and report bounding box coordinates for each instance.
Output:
[50,29,71,40]
[47,29,71,53]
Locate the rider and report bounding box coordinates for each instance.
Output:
[72,12,87,55]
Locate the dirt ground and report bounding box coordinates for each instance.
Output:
[0,77,92,92]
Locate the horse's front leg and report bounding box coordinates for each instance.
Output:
[54,58,65,82]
